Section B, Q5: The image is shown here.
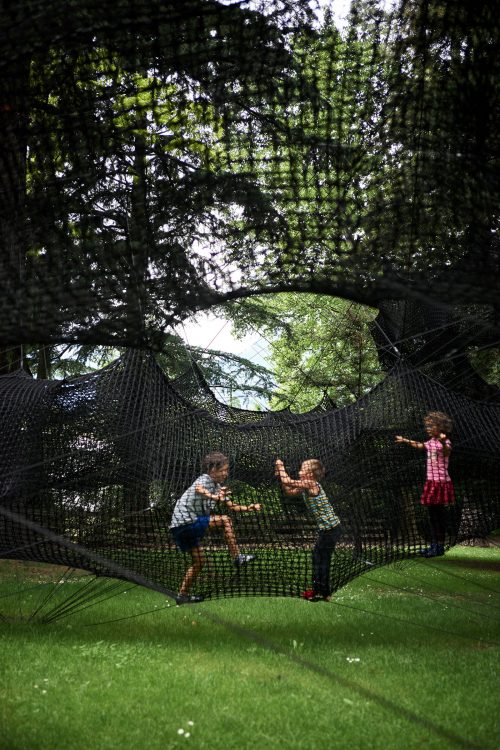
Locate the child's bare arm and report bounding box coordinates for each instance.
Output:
[275,459,318,495]
[281,485,303,497]
[195,484,227,501]
[275,459,306,487]
[194,482,260,510]
[395,436,424,449]
[275,459,300,493]
[224,499,262,512]
[438,433,452,457]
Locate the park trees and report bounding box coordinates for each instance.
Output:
[225,293,382,411]
[0,0,309,367]
[1,0,498,395]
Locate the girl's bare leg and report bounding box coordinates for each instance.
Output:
[210,515,239,558]
[179,546,205,595]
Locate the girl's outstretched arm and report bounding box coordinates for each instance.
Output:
[395,436,425,449]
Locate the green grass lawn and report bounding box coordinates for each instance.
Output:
[1,544,499,750]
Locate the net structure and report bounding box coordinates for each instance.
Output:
[1,0,499,349]
[0,0,499,603]
[0,350,498,601]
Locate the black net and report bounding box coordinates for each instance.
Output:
[1,0,499,348]
[0,0,499,604]
[1,350,498,602]
[370,300,500,401]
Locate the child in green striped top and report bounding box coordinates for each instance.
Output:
[275,458,342,602]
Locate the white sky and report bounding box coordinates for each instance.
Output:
[321,0,351,26]
[176,312,260,356]
[176,311,271,408]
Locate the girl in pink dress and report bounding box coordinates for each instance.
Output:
[395,411,455,557]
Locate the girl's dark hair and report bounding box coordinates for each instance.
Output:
[202,451,229,473]
[424,411,453,434]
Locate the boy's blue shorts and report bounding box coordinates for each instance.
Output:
[171,516,210,552]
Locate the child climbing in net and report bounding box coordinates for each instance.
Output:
[275,457,342,602]
[395,410,455,557]
[170,451,261,604]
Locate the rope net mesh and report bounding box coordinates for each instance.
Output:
[0,0,499,601]
[1,0,499,347]
[1,350,498,601]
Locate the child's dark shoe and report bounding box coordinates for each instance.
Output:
[311,593,327,602]
[175,593,204,605]
[421,543,444,558]
[420,544,434,557]
[303,591,325,602]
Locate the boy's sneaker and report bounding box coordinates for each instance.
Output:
[234,553,255,566]
[175,593,204,605]
[301,589,315,600]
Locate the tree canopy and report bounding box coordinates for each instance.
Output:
[1,0,498,394]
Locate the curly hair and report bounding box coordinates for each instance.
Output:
[424,411,453,434]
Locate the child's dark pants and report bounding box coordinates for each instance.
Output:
[313,524,343,597]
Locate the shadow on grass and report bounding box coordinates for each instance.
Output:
[442,557,500,572]
[2,590,497,656]
[1,546,499,653]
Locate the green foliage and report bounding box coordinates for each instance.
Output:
[3,0,499,386]
[468,347,500,388]
[224,293,383,411]
[21,334,275,405]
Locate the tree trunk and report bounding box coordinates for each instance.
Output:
[0,9,28,373]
